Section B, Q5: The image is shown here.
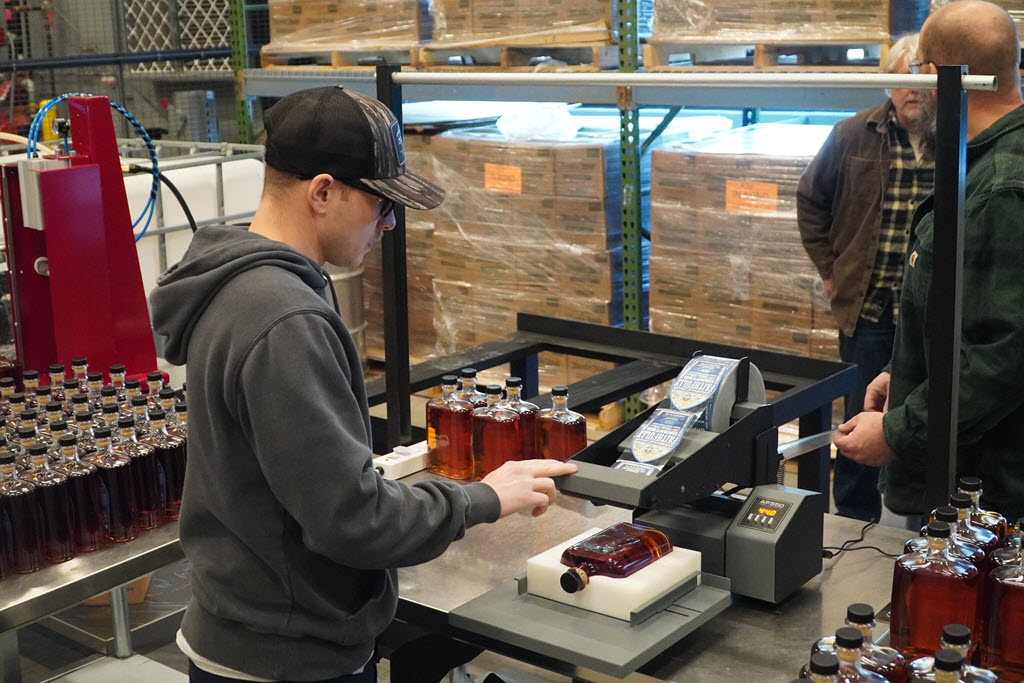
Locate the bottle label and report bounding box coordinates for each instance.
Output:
[669,356,738,431]
[612,408,697,476]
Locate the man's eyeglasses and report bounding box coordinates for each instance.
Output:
[908,58,924,74]
[377,196,396,219]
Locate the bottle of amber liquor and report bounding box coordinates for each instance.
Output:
[140,409,186,519]
[0,452,43,573]
[502,377,538,460]
[536,386,587,462]
[86,426,137,542]
[957,477,1008,542]
[54,434,103,553]
[456,368,488,408]
[559,522,672,593]
[472,384,520,480]
[21,443,76,564]
[426,375,474,480]
[114,416,161,530]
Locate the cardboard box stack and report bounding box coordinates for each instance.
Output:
[650,0,897,42]
[267,0,432,49]
[432,0,614,44]
[648,123,840,360]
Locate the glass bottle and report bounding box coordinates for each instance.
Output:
[536,386,587,462]
[99,386,119,414]
[169,403,189,440]
[140,409,185,519]
[0,453,43,573]
[85,426,138,543]
[121,378,142,416]
[21,443,76,564]
[70,357,88,391]
[0,377,15,415]
[502,377,539,460]
[980,551,1024,680]
[145,371,164,408]
[4,393,25,435]
[18,413,50,446]
[33,386,52,423]
[807,603,908,683]
[559,522,672,593]
[957,477,1008,542]
[802,652,841,682]
[158,387,177,416]
[54,434,103,553]
[833,627,887,682]
[113,416,160,530]
[426,375,474,480]
[130,396,150,435]
[86,372,104,408]
[70,393,91,421]
[74,412,97,454]
[14,426,40,468]
[43,420,71,461]
[934,649,969,683]
[948,493,1000,560]
[910,506,986,571]
[99,405,120,433]
[909,624,996,682]
[456,368,488,408]
[890,521,981,659]
[991,541,1021,569]
[47,363,66,404]
[60,378,80,416]
[22,370,39,407]
[42,397,64,431]
[472,384,520,480]
[109,364,127,402]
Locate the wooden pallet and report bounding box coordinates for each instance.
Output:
[260,44,420,68]
[644,39,890,71]
[418,43,617,70]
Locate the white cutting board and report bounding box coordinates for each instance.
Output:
[526,528,702,621]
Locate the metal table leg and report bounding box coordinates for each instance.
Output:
[109,586,133,658]
[0,630,21,683]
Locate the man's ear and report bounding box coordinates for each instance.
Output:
[306,173,335,215]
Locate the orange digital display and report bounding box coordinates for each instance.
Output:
[758,508,778,517]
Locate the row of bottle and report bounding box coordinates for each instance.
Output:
[426,368,589,481]
[798,648,995,683]
[888,478,1023,681]
[0,401,188,579]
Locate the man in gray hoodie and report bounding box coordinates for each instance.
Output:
[150,86,577,683]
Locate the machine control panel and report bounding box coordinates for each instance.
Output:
[736,497,793,533]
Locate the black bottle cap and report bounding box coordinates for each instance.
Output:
[459,368,477,378]
[19,409,36,421]
[552,386,569,396]
[125,378,141,389]
[102,405,119,415]
[62,379,78,389]
[10,392,24,404]
[146,371,163,382]
[117,416,136,429]
[934,648,965,672]
[949,492,973,509]
[131,396,148,407]
[809,652,840,675]
[22,370,38,380]
[485,384,502,395]
[58,434,77,447]
[17,426,36,439]
[87,371,103,382]
[560,568,586,594]
[942,623,971,645]
[958,476,982,492]
[101,386,117,397]
[158,387,176,399]
[94,426,112,438]
[109,364,125,374]
[506,377,522,388]
[71,357,87,366]
[72,394,89,404]
[0,435,5,445]
[148,408,166,421]
[846,603,875,624]
[441,374,458,384]
[927,521,952,538]
[0,454,14,465]
[50,419,67,432]
[48,363,64,374]
[0,377,13,387]
[35,385,51,396]
[835,626,864,649]
[174,403,188,413]
[934,505,959,524]
[75,412,93,423]
[28,443,48,456]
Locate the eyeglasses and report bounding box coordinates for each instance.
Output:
[339,179,396,219]
[908,58,924,74]
[377,196,396,219]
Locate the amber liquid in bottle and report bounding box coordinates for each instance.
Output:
[957,477,1008,541]
[23,450,77,564]
[981,556,1024,681]
[0,458,44,573]
[114,422,161,530]
[560,522,672,592]
[87,433,138,543]
[456,369,488,408]
[56,440,104,553]
[426,377,474,480]
[805,604,908,683]
[890,523,981,660]
[536,386,587,462]
[471,385,520,480]
[502,378,538,460]
[141,413,185,519]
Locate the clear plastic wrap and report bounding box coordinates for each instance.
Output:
[649,123,839,360]
[267,0,432,50]
[650,0,895,43]
[432,0,614,45]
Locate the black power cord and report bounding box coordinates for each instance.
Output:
[823,521,901,560]
[128,164,199,234]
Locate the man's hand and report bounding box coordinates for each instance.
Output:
[833,412,895,467]
[482,459,578,519]
[864,371,891,412]
[823,278,834,296]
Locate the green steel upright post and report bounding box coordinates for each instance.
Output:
[229,0,256,144]
[619,0,644,417]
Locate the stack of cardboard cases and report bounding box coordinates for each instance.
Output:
[267,0,432,48]
[648,124,839,360]
[432,0,614,43]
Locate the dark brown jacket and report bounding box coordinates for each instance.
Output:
[797,101,893,336]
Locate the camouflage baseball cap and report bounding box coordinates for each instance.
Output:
[263,86,444,210]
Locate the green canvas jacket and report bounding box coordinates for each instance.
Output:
[882,104,1024,521]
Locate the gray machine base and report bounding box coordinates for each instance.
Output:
[449,573,731,678]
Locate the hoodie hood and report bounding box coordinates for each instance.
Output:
[151,225,327,365]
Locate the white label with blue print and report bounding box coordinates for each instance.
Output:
[612,408,697,476]
[669,355,739,431]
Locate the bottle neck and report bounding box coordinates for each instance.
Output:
[934,669,961,683]
[96,437,112,452]
[24,380,37,394]
[47,409,62,423]
[461,378,476,394]
[127,387,140,399]
[506,387,521,404]
[441,383,456,399]
[552,395,568,412]
[29,455,49,471]
[148,381,161,395]
[0,462,16,480]
[836,646,860,667]
[846,621,874,644]
[928,536,951,552]
[50,373,64,386]
[60,446,78,463]
[939,640,971,657]
[119,427,135,442]
[486,394,501,407]
[152,419,166,432]
[177,413,188,428]
[88,381,102,394]
[111,375,125,388]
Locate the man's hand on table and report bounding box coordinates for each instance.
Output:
[482,460,578,519]
[833,411,896,467]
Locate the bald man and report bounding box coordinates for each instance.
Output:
[834,0,1024,522]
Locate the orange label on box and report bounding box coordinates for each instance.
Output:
[725,179,779,213]
[484,162,523,194]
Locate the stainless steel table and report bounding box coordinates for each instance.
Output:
[0,523,183,683]
[398,492,910,682]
